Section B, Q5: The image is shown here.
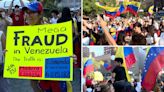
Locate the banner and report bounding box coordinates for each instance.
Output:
[4,21,73,81]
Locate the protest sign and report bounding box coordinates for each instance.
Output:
[4,21,73,81]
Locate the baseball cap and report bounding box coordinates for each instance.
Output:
[27,1,43,13]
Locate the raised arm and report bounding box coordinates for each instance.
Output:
[8,0,14,15]
[20,0,25,7]
[97,15,117,45]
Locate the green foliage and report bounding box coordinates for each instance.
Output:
[83,0,152,16]
[83,0,118,16]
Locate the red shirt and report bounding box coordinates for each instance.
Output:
[39,81,61,92]
[10,11,25,26]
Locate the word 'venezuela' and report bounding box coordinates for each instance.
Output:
[13,26,69,54]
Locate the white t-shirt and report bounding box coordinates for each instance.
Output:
[159,32,164,45]
[86,88,92,92]
[83,37,90,45]
[49,17,58,24]
[154,33,159,45]
[135,82,141,92]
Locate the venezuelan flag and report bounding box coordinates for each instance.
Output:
[124,1,141,16]
[124,47,136,69]
[105,7,119,19]
[95,1,106,9]
[115,47,131,82]
[105,11,117,19]
[148,5,154,15]
[142,47,164,91]
[104,62,112,71]
[95,1,119,11]
[116,4,126,16]
[83,59,94,77]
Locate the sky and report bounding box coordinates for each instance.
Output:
[88,46,104,57]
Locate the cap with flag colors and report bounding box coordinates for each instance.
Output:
[27,1,43,13]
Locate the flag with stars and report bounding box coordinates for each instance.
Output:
[142,47,164,91]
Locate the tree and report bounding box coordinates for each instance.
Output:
[83,0,117,16]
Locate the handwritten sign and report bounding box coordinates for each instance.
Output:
[4,21,73,81]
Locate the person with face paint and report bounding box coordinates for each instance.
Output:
[8,0,25,26]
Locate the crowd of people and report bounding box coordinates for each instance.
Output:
[0,0,81,92]
[83,14,164,45]
[83,58,164,92]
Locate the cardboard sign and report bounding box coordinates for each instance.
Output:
[4,21,73,81]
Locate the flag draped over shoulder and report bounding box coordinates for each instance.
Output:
[124,47,136,69]
[115,47,131,82]
[83,59,94,77]
[142,47,164,91]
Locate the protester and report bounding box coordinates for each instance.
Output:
[112,58,132,92]
[23,1,44,92]
[0,30,7,92]
[0,7,13,35]
[49,9,59,24]
[83,14,164,45]
[8,0,25,26]
[75,8,81,33]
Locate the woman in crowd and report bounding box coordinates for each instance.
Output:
[83,14,164,45]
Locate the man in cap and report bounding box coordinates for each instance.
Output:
[25,1,43,92]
